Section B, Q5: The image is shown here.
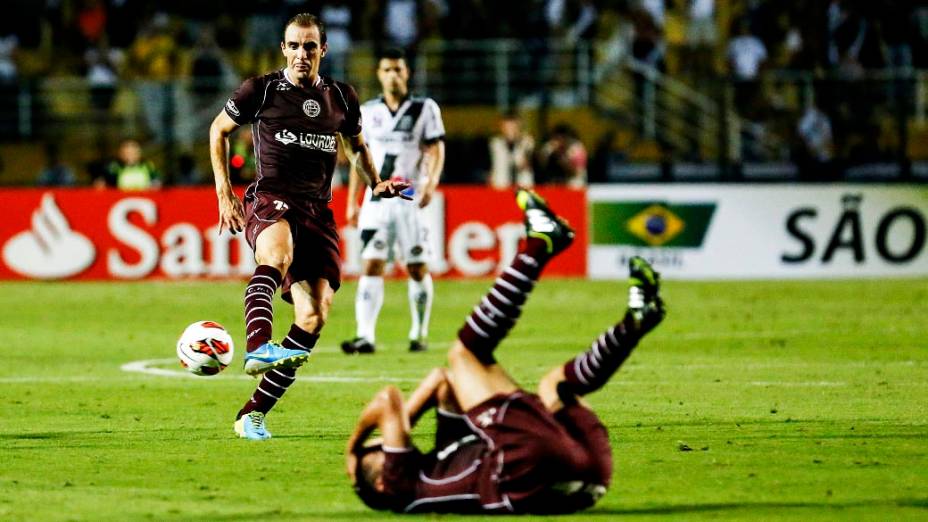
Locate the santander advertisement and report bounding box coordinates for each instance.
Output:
[0,187,586,281]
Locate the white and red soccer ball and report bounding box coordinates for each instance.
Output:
[176,321,235,376]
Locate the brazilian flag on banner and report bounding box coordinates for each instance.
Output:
[592,202,717,247]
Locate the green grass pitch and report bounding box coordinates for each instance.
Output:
[1,277,926,521]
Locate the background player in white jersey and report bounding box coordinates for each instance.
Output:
[342,48,445,354]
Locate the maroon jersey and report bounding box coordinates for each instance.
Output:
[381,393,611,514]
[224,69,362,202]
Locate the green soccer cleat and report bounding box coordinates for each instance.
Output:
[626,256,665,335]
[516,189,575,256]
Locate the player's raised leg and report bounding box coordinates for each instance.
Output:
[538,256,665,410]
[449,189,575,409]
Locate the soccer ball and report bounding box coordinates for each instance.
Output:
[176,321,235,376]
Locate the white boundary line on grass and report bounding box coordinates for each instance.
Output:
[119,358,420,383]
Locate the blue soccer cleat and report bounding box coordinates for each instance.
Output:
[234,411,271,440]
[243,342,309,376]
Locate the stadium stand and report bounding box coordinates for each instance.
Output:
[1,0,927,185]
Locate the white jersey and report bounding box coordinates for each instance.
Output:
[358,95,444,264]
[360,95,445,192]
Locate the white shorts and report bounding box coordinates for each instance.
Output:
[357,193,431,265]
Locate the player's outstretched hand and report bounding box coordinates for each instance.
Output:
[373,179,413,200]
[217,188,245,235]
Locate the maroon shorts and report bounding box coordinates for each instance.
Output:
[244,191,341,302]
[465,392,612,513]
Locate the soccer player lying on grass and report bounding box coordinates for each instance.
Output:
[345,190,666,514]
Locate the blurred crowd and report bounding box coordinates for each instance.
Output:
[1,0,920,80]
[3,0,928,186]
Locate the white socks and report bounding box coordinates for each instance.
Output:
[355,275,384,342]
[408,274,433,341]
[356,274,433,343]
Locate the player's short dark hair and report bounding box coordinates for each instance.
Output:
[352,445,393,511]
[377,47,407,63]
[284,13,327,45]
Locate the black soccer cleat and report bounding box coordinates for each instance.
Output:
[516,189,575,256]
[341,337,376,355]
[626,256,665,336]
[408,340,428,353]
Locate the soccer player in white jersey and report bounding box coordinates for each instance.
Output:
[341,48,446,354]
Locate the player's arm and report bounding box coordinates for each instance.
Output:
[345,158,362,227]
[418,139,445,209]
[209,110,245,234]
[345,385,411,481]
[404,368,453,428]
[340,132,412,200]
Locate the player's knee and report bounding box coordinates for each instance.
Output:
[255,250,292,274]
[363,259,386,276]
[407,263,428,281]
[378,385,404,412]
[538,368,566,409]
[447,342,471,368]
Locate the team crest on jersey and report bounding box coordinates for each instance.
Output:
[225,99,240,117]
[303,99,321,118]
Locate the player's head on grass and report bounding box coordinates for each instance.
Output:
[281,13,327,86]
[353,444,391,511]
[377,47,410,98]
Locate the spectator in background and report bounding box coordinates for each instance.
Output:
[319,0,355,78]
[727,18,767,118]
[75,0,107,51]
[37,143,77,187]
[630,5,665,136]
[0,29,18,139]
[546,0,598,43]
[795,100,836,180]
[684,0,716,79]
[537,123,587,189]
[380,0,422,63]
[190,27,230,112]
[126,13,179,143]
[488,111,535,189]
[0,29,17,84]
[244,0,284,54]
[85,41,121,112]
[95,138,160,190]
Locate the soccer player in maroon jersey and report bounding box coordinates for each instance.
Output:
[346,190,666,514]
[208,13,410,440]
